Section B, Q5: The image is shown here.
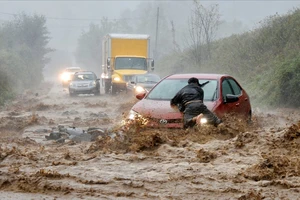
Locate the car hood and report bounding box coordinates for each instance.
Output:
[136,83,157,89]
[132,99,216,120]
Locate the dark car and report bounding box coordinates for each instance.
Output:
[128,73,252,128]
[126,73,161,95]
[69,71,100,96]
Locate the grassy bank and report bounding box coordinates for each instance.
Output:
[157,8,300,108]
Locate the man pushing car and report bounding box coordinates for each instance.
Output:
[170,77,222,128]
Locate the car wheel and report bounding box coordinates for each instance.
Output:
[94,90,100,96]
[247,111,252,125]
[69,92,76,97]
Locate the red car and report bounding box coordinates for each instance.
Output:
[128,73,252,128]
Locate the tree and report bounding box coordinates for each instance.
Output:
[0,13,51,104]
[75,17,122,75]
[187,0,220,64]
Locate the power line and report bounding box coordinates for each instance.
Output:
[0,11,152,21]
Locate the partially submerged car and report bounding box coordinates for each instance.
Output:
[128,73,252,128]
[69,71,100,96]
[126,73,161,95]
[60,67,82,87]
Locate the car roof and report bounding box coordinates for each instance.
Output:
[66,67,81,70]
[165,73,230,80]
[75,71,94,75]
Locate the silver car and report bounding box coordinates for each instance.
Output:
[127,73,161,95]
[69,71,100,96]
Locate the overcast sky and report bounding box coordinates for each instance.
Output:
[0,1,299,52]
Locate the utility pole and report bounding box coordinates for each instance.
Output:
[170,20,180,52]
[154,7,159,60]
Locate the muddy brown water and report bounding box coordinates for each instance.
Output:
[0,81,299,199]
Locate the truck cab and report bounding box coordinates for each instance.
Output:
[101,34,154,94]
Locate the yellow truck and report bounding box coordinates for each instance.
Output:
[101,34,154,94]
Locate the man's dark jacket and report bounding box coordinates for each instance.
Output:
[170,83,203,111]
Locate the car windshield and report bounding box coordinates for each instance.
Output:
[136,74,160,83]
[73,74,94,81]
[115,57,147,70]
[147,78,218,101]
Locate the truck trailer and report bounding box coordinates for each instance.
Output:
[101,33,154,94]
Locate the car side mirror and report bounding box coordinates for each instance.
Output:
[130,81,136,84]
[224,94,239,103]
[136,92,146,100]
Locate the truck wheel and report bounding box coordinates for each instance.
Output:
[111,85,117,95]
[104,83,110,94]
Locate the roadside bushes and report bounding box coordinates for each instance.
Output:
[0,68,14,105]
[276,58,300,107]
[0,14,51,105]
[159,8,300,108]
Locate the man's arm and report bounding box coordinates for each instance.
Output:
[170,91,181,106]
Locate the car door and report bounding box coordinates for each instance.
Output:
[221,77,249,117]
[227,78,250,117]
[220,78,244,116]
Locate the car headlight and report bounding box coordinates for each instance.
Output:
[135,86,146,93]
[61,73,70,82]
[128,110,139,120]
[200,118,208,124]
[89,81,96,87]
[101,73,109,79]
[126,110,148,126]
[113,76,121,82]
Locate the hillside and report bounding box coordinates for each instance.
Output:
[158,8,300,108]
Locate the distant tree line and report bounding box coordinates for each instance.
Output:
[74,0,220,75]
[75,1,299,107]
[0,14,51,105]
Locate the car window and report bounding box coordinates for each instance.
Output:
[228,78,242,95]
[199,80,218,101]
[137,76,146,83]
[147,78,217,101]
[222,79,234,99]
